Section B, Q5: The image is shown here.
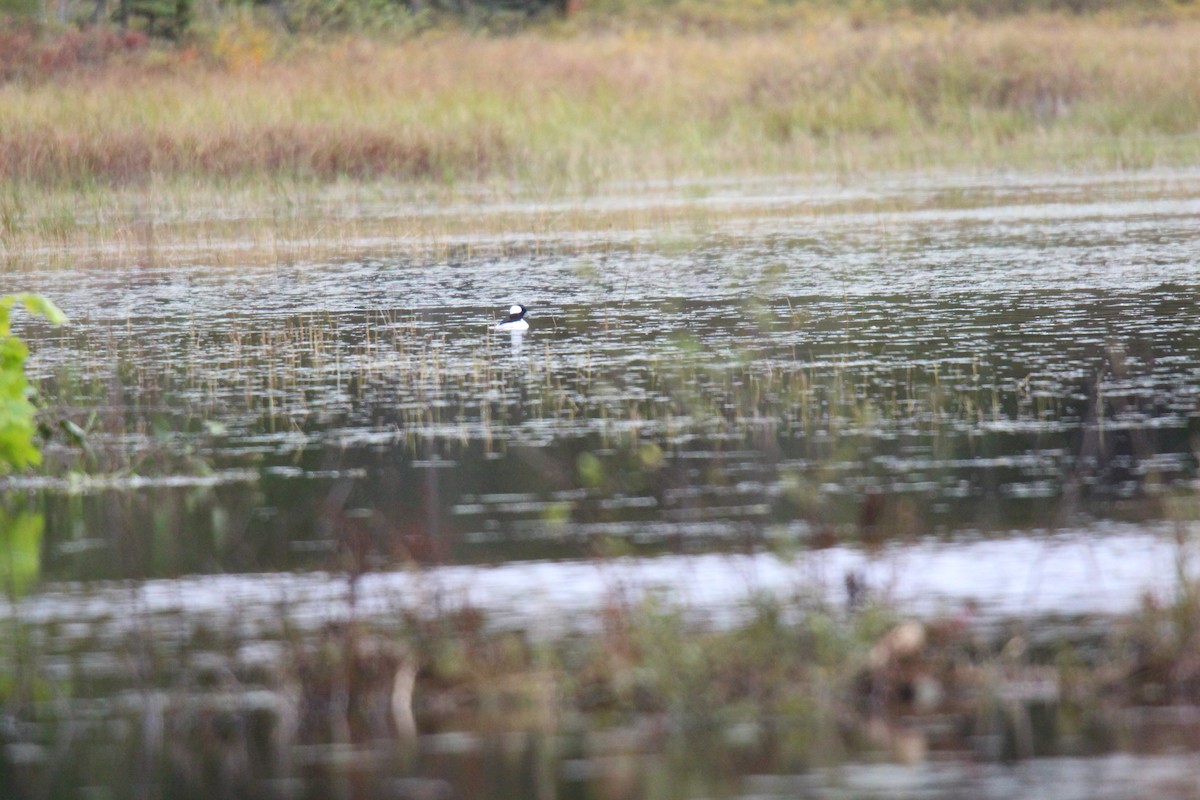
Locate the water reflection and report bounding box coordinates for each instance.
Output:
[508,328,526,360]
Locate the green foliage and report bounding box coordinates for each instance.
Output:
[125,0,194,38]
[0,294,65,600]
[0,293,66,474]
[0,0,41,16]
[277,0,428,33]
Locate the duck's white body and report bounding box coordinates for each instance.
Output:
[496,304,529,331]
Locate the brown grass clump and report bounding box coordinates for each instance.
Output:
[0,22,151,83]
[0,123,511,185]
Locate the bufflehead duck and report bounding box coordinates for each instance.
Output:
[496,304,529,331]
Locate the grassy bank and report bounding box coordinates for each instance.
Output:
[3,13,1200,195]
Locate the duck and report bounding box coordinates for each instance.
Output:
[495,304,529,332]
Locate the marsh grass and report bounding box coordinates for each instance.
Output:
[35,305,1012,461]
[4,15,1200,197]
[0,14,1197,270]
[3,15,1200,267]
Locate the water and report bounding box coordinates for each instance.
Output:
[4,170,1200,799]
[12,171,1200,578]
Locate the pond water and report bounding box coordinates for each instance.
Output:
[10,170,1200,583]
[4,169,1200,799]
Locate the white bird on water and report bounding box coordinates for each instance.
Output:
[495,304,529,331]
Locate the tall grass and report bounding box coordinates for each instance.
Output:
[2,14,1200,194]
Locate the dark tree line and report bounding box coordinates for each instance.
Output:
[5,0,579,38]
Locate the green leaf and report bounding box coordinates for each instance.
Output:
[12,293,68,326]
[0,293,67,473]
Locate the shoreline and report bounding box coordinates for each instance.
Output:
[5,165,1200,269]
